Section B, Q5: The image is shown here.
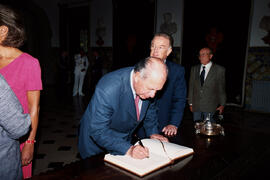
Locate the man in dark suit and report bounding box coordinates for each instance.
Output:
[188,47,226,122]
[78,57,168,160]
[137,33,187,137]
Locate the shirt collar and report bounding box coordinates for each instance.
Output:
[130,69,136,98]
[201,61,212,69]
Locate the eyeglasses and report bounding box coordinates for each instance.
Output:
[198,53,211,57]
[150,45,169,51]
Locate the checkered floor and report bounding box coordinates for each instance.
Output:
[33,85,91,175]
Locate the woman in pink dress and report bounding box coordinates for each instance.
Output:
[0,4,42,179]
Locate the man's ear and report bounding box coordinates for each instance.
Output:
[167,47,172,56]
[133,72,139,83]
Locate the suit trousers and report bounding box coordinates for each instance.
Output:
[73,71,86,95]
[193,111,215,122]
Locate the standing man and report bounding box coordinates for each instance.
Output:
[73,49,89,96]
[188,47,226,122]
[78,57,168,160]
[138,33,187,137]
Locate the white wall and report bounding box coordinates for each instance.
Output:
[90,0,113,47]
[156,0,184,47]
[250,0,270,47]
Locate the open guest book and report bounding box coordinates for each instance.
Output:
[104,138,194,177]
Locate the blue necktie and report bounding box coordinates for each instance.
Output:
[200,66,205,86]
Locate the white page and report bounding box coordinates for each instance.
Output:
[104,153,170,176]
[104,139,193,176]
[139,139,193,159]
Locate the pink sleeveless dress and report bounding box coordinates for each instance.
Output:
[0,53,42,179]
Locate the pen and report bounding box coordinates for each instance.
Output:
[136,137,149,158]
[135,135,145,148]
[138,139,145,148]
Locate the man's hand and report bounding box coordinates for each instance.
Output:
[162,125,178,137]
[126,145,149,159]
[150,134,168,142]
[189,105,193,112]
[21,143,34,166]
[216,105,224,114]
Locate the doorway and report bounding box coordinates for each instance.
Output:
[59,5,89,56]
[112,0,156,69]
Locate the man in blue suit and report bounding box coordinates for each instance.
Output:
[138,33,187,137]
[78,57,168,159]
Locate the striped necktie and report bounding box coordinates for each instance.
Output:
[200,66,205,86]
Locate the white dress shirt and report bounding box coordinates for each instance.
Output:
[200,61,212,80]
[130,70,142,111]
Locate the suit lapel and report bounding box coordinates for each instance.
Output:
[126,91,137,121]
[127,95,149,122]
[122,70,138,121]
[204,64,216,85]
[139,100,149,121]
[125,90,150,122]
[123,69,150,122]
[195,65,201,85]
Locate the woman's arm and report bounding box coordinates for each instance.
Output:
[21,90,40,166]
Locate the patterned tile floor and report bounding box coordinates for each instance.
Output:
[33,85,92,175]
[32,85,270,176]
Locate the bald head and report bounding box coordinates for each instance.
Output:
[134,56,167,78]
[133,57,168,99]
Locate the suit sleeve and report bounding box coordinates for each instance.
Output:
[188,67,195,105]
[88,88,132,155]
[143,100,159,137]
[0,78,31,139]
[169,67,187,127]
[219,67,226,106]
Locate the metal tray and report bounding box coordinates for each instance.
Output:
[195,121,225,136]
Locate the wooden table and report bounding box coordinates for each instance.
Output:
[32,120,270,180]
